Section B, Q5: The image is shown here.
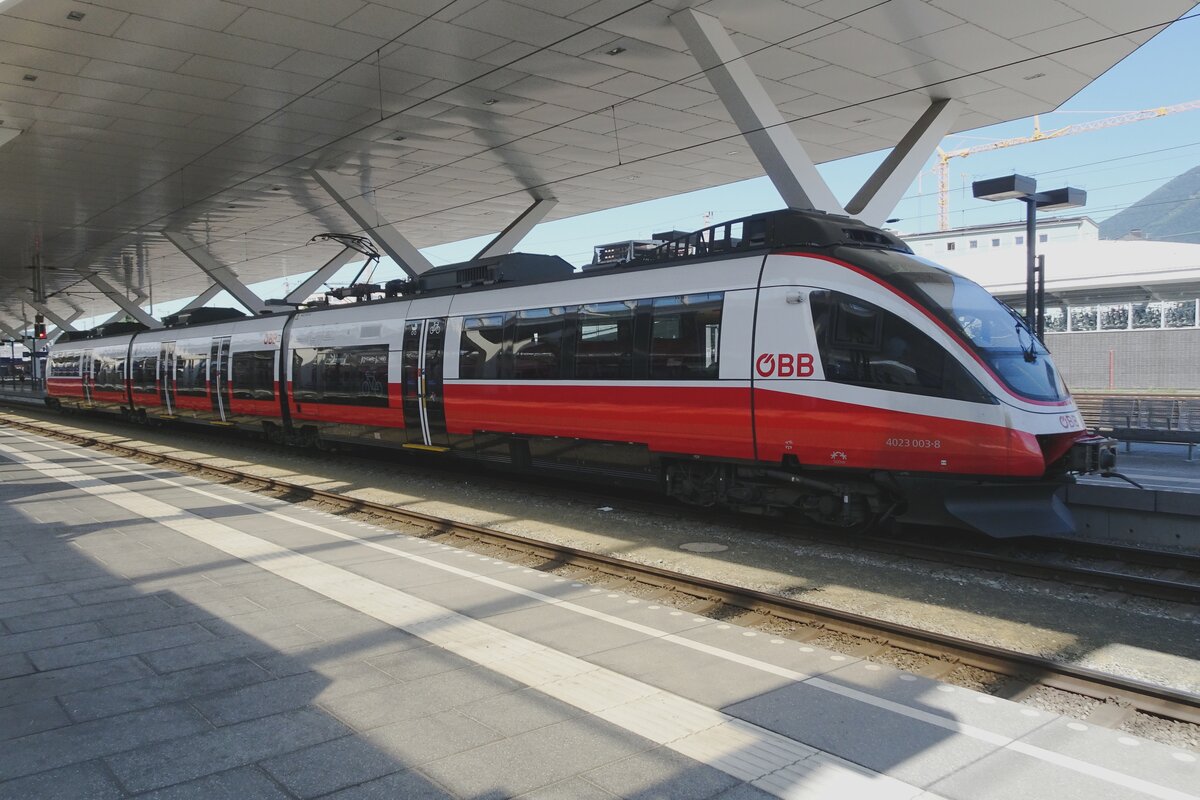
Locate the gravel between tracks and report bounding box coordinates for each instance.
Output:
[4,408,1198,750]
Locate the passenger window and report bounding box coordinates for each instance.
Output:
[293,346,387,406]
[460,314,507,379]
[176,353,207,396]
[511,307,570,380]
[130,354,156,393]
[231,350,276,400]
[649,293,722,380]
[810,290,990,402]
[576,301,635,380]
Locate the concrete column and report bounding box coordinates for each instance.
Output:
[474,198,559,259]
[671,8,845,215]
[285,246,357,304]
[311,169,435,279]
[163,231,267,316]
[845,99,961,227]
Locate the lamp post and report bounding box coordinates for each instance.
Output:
[971,174,1086,339]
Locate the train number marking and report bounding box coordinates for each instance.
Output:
[885,437,941,449]
[756,352,814,378]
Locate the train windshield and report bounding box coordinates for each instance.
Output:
[834,247,1068,403]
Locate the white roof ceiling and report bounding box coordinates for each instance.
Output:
[1,0,1195,328]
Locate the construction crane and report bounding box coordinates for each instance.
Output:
[935,99,1200,230]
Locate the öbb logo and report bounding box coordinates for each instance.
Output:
[756,353,814,378]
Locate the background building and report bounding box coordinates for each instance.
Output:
[902,217,1200,391]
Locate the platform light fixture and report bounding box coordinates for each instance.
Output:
[972,173,1087,339]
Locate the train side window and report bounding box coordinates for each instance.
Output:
[294,346,388,406]
[130,354,156,393]
[649,293,723,380]
[325,345,388,407]
[810,290,990,403]
[95,355,124,392]
[292,348,319,402]
[511,307,570,380]
[50,353,79,377]
[576,301,635,380]
[231,350,276,400]
[460,314,507,379]
[176,353,207,396]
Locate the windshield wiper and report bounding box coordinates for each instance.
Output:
[1015,323,1037,363]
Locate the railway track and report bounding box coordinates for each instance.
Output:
[3,411,1199,729]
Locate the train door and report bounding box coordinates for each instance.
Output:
[158,341,176,416]
[209,337,232,421]
[81,350,94,405]
[401,318,449,449]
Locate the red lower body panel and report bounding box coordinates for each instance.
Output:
[754,388,1044,477]
[443,383,755,460]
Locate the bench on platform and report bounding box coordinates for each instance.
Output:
[1075,394,1200,461]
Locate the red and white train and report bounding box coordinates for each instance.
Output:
[46,210,1115,536]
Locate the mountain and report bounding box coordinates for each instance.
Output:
[1099,164,1200,244]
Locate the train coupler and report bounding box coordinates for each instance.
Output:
[1065,434,1117,474]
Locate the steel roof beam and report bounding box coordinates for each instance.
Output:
[671,8,845,216]
[26,297,78,333]
[311,169,435,279]
[163,231,267,316]
[177,284,224,314]
[0,320,24,340]
[284,246,357,304]
[44,302,84,343]
[845,99,961,227]
[72,270,162,328]
[474,198,559,260]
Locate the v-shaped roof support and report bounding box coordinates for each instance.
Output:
[671,8,959,227]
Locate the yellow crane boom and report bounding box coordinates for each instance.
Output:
[935,100,1200,230]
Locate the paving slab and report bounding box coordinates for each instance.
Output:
[0,760,125,800]
[103,707,351,793]
[1,425,1196,800]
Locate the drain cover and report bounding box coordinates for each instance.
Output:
[679,542,728,553]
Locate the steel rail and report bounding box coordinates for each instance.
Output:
[3,414,1199,726]
[847,536,1200,605]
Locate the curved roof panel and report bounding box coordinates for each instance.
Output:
[0,0,1194,325]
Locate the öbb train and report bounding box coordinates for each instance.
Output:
[45,210,1115,536]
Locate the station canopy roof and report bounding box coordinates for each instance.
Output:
[0,0,1195,328]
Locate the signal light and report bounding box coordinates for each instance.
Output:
[33,313,46,340]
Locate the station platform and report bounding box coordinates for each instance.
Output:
[0,382,46,408]
[1,425,1197,799]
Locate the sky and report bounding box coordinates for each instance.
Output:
[133,7,1200,323]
